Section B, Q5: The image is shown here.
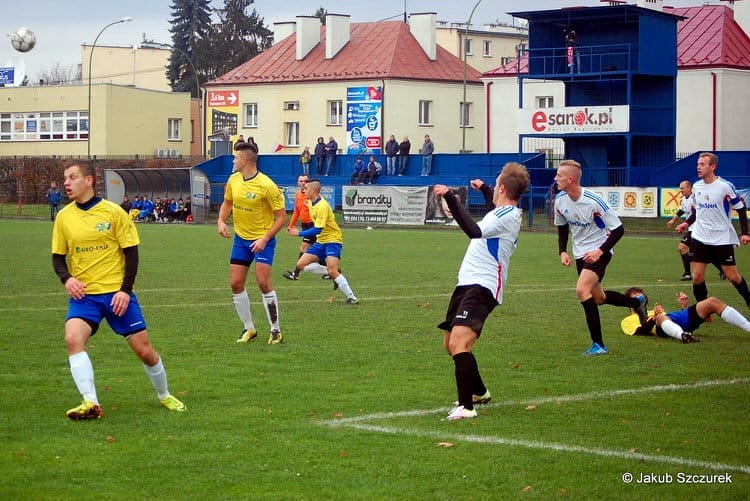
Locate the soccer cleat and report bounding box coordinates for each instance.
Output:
[345,297,359,305]
[66,400,103,421]
[634,293,648,325]
[680,273,692,281]
[681,332,701,343]
[268,330,283,345]
[160,394,186,412]
[453,390,492,407]
[236,329,257,343]
[282,271,298,281]
[583,342,609,355]
[446,405,478,421]
[321,274,332,280]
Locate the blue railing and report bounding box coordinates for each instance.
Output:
[525,43,637,78]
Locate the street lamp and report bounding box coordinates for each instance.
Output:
[461,0,482,154]
[87,16,132,158]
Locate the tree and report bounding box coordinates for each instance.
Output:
[34,62,82,86]
[313,7,328,25]
[167,0,213,97]
[198,0,271,81]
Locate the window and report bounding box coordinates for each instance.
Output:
[483,40,492,57]
[284,101,300,110]
[328,100,343,126]
[244,103,258,127]
[537,96,554,108]
[168,118,181,141]
[459,102,472,128]
[0,110,87,142]
[418,100,432,126]
[464,38,473,56]
[285,122,299,146]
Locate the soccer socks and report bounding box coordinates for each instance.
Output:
[469,352,488,397]
[603,290,638,309]
[581,297,604,346]
[232,290,256,332]
[658,319,685,340]
[681,253,691,274]
[452,352,476,411]
[731,277,750,307]
[720,305,750,332]
[303,262,328,275]
[261,291,280,332]
[143,357,170,400]
[69,351,98,404]
[693,282,708,302]
[334,274,357,300]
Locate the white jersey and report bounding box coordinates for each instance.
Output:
[554,188,622,259]
[691,176,744,246]
[680,193,695,232]
[456,205,522,304]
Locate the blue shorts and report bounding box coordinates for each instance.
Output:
[665,304,703,333]
[304,242,342,261]
[230,235,277,266]
[67,293,146,337]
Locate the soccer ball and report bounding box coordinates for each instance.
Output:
[11,27,36,53]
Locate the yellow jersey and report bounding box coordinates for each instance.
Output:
[620,310,656,336]
[224,171,285,240]
[51,198,140,294]
[307,196,342,244]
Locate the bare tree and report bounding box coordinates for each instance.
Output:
[34,62,81,85]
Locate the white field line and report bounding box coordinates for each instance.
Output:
[322,378,750,475]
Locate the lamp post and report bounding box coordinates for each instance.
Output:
[87,16,132,158]
[461,0,482,154]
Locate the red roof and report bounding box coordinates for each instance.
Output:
[206,21,483,87]
[483,4,750,77]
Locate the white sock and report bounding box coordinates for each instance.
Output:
[334,274,356,300]
[262,291,280,332]
[303,262,328,275]
[144,357,169,400]
[69,351,98,404]
[232,291,255,331]
[720,306,750,332]
[660,319,684,340]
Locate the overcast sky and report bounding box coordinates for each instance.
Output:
[4,0,707,81]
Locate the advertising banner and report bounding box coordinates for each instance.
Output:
[660,187,683,218]
[518,105,629,134]
[589,186,658,218]
[341,185,467,225]
[346,86,382,155]
[284,185,336,212]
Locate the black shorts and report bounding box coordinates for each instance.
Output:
[680,231,691,247]
[301,222,317,245]
[575,251,613,282]
[437,285,497,338]
[690,238,736,267]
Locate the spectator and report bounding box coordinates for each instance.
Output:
[314,137,326,176]
[300,146,312,176]
[363,156,382,185]
[139,196,155,222]
[247,137,259,153]
[154,197,165,222]
[420,134,435,176]
[183,198,192,222]
[46,181,63,221]
[120,195,132,214]
[397,136,411,176]
[349,157,367,185]
[129,196,142,222]
[385,135,399,176]
[324,136,338,176]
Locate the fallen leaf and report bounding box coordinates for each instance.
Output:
[525,405,537,411]
[628,448,638,453]
[436,442,454,448]
[522,485,532,493]
[106,436,116,443]
[327,295,335,303]
[339,450,349,458]
[332,412,344,418]
[664,411,670,417]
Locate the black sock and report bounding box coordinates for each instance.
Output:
[293,266,302,277]
[693,281,708,302]
[452,352,475,410]
[732,277,750,306]
[581,297,603,346]
[603,290,638,308]
[681,253,691,274]
[468,353,487,397]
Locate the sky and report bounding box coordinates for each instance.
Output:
[4,0,707,81]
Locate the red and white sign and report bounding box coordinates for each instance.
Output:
[518,105,629,134]
[208,90,239,108]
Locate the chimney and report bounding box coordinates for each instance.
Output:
[325,14,350,59]
[296,16,320,60]
[636,0,663,11]
[409,12,437,61]
[272,21,296,45]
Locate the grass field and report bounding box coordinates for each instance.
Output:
[0,217,748,499]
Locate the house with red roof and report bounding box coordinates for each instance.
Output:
[482,2,750,157]
[204,13,484,163]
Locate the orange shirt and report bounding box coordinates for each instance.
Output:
[288,189,312,227]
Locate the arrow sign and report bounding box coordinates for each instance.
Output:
[228,92,238,105]
[208,90,239,108]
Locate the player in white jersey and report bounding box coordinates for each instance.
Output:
[434,162,529,421]
[554,160,647,355]
[676,152,750,306]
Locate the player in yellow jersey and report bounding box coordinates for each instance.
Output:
[51,159,185,420]
[218,142,287,344]
[287,180,359,304]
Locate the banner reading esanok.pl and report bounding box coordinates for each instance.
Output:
[346,86,382,155]
[519,105,629,134]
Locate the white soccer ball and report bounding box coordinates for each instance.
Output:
[11,27,36,53]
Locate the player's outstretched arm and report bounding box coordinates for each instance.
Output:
[442,191,481,239]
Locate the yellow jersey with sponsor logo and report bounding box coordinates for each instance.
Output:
[51,198,139,294]
[224,171,285,240]
[307,196,342,244]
